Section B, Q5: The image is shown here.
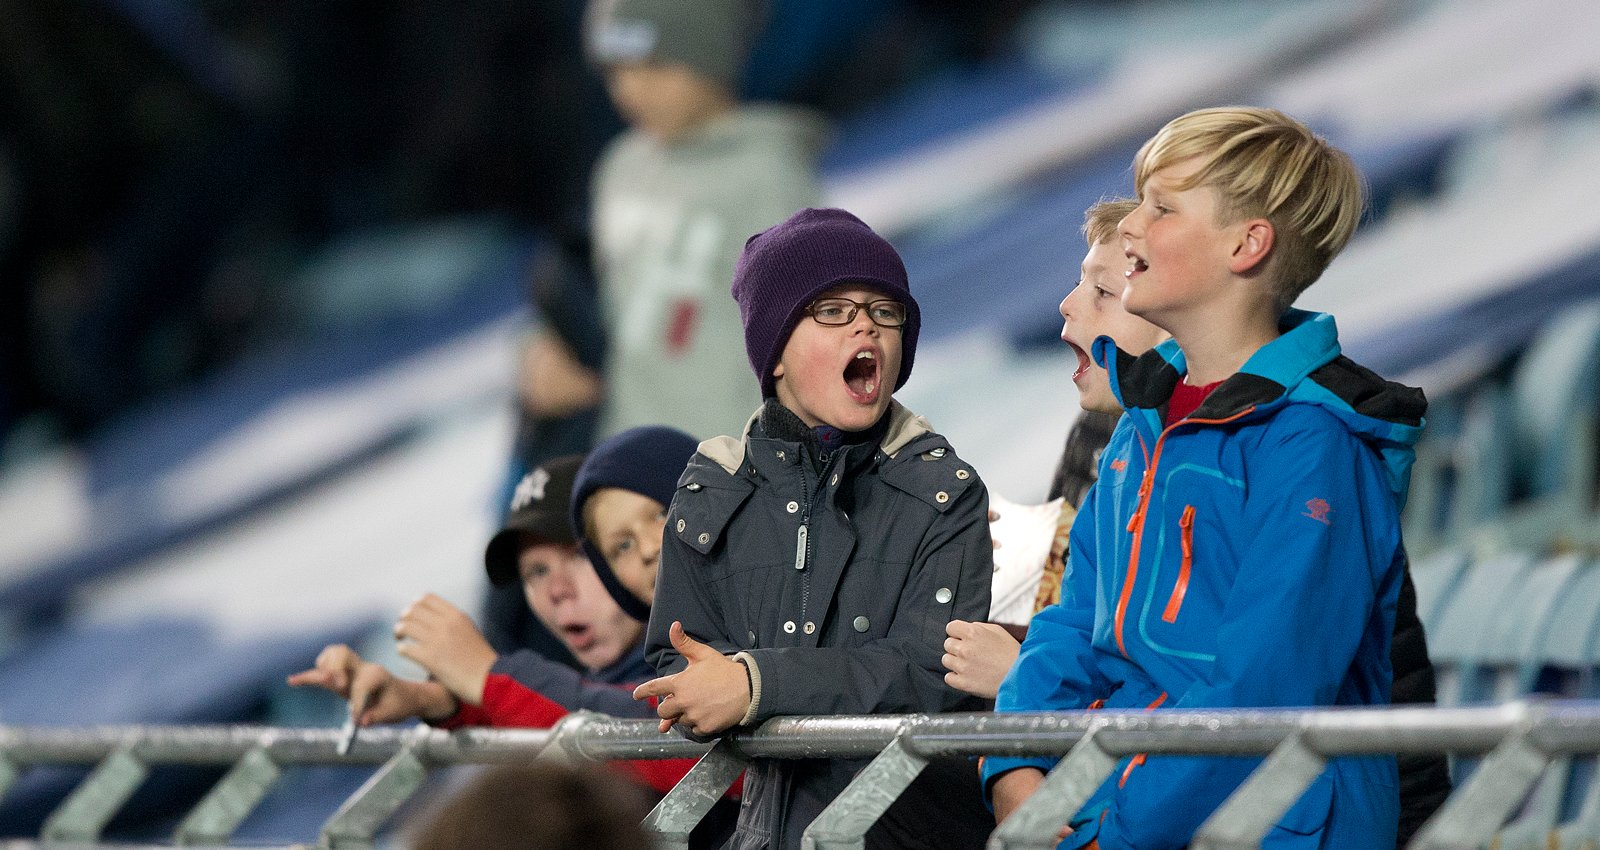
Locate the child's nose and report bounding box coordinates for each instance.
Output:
[1119,209,1142,240]
[641,520,664,562]
[546,571,576,602]
[850,307,879,333]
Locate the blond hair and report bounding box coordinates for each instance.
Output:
[1133,106,1364,310]
[1082,198,1138,247]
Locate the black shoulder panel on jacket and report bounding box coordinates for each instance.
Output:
[1115,347,1183,410]
[1309,355,1428,427]
[668,452,755,555]
[1192,373,1287,420]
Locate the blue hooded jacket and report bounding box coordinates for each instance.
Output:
[982,310,1426,849]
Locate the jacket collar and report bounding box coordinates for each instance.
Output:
[1097,309,1342,430]
[697,400,934,476]
[1094,309,1428,507]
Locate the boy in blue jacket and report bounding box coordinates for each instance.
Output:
[983,107,1427,849]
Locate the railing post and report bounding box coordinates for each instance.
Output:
[1492,755,1568,850]
[39,746,149,843]
[802,723,929,850]
[1553,755,1600,848]
[173,745,283,846]
[987,719,1118,850]
[641,740,749,850]
[1192,732,1328,850]
[318,734,429,850]
[1409,721,1550,849]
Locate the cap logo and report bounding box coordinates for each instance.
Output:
[511,468,551,512]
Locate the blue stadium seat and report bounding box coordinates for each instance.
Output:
[1429,550,1538,707]
[1410,545,1472,636]
[1480,554,1588,702]
[1497,300,1600,549]
[1448,387,1517,541]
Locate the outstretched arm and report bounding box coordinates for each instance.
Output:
[287,644,456,726]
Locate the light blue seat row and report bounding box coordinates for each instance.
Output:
[1405,299,1600,560]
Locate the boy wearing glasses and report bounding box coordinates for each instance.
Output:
[635,207,994,849]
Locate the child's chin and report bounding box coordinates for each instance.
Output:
[833,401,886,431]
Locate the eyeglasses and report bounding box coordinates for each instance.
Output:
[805,297,908,328]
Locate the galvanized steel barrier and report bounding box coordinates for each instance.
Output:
[2,700,1600,849]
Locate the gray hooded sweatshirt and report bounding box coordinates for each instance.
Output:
[592,105,827,441]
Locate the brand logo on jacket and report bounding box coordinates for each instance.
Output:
[1302,498,1333,525]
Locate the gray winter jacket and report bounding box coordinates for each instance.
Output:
[648,401,992,850]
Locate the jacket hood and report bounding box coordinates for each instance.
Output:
[1095,309,1427,509]
[697,400,933,475]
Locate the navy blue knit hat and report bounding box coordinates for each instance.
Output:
[569,426,700,621]
[730,208,920,399]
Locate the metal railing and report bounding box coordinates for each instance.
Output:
[1,700,1599,849]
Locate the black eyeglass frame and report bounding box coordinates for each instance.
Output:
[804,297,908,328]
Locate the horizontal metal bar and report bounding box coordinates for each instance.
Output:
[0,725,555,766]
[4,701,1600,772]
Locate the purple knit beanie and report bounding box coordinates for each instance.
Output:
[730,208,921,398]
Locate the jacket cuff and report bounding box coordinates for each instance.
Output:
[732,651,762,726]
[980,756,1059,805]
[429,697,485,730]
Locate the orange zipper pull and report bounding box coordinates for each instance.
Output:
[1162,506,1196,623]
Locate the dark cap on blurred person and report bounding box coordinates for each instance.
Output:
[484,455,585,586]
[584,0,763,90]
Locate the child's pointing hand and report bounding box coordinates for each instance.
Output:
[633,621,751,735]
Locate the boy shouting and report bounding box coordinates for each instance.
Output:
[637,208,994,849]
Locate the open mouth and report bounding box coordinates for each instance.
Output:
[560,622,596,651]
[843,349,880,402]
[1127,253,1149,279]
[1066,340,1092,381]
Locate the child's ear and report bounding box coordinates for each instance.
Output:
[1229,218,1274,275]
[772,362,785,380]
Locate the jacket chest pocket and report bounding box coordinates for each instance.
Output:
[1138,501,1236,662]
